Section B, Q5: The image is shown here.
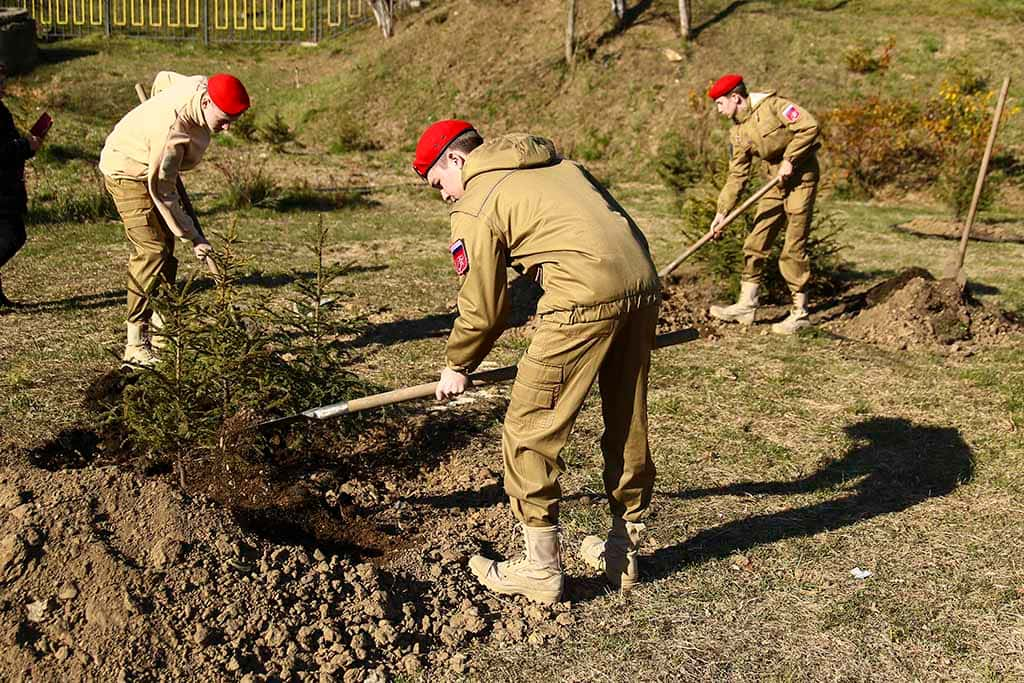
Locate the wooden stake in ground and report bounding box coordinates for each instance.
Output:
[133,82,220,277]
[943,75,1011,286]
[657,176,781,278]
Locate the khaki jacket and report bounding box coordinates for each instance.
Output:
[717,91,820,214]
[445,134,661,372]
[99,71,213,241]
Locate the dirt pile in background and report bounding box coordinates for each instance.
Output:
[829,269,1019,350]
[0,463,580,682]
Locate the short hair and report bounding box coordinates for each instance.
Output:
[438,129,484,166]
[731,82,748,98]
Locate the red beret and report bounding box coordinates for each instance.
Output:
[708,73,744,99]
[207,74,250,116]
[413,119,476,178]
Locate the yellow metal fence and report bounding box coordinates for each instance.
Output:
[4,0,407,42]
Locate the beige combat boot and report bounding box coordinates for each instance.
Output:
[580,518,645,591]
[709,281,759,325]
[468,524,563,604]
[123,322,158,368]
[771,293,811,335]
[148,311,168,351]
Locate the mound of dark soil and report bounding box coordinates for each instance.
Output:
[829,269,1019,350]
[657,270,721,336]
[0,460,577,682]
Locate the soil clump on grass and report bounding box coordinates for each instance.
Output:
[827,268,1019,350]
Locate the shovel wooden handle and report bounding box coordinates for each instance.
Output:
[658,176,782,278]
[134,83,220,277]
[954,75,1011,272]
[260,328,699,428]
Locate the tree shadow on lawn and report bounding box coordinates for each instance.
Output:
[646,416,974,580]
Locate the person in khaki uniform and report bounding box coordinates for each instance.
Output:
[413,120,662,603]
[99,71,250,366]
[705,73,821,334]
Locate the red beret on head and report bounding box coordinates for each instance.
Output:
[207,74,250,116]
[708,73,744,99]
[413,119,476,178]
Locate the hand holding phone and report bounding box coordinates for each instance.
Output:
[29,112,52,139]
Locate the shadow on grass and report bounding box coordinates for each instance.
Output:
[646,416,974,580]
[348,273,543,349]
[689,0,751,40]
[593,0,661,47]
[38,45,99,65]
[10,265,387,313]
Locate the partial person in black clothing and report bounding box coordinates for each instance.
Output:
[0,62,42,310]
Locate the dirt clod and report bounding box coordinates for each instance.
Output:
[830,270,1019,350]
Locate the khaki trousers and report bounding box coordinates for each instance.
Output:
[502,303,659,528]
[742,155,819,295]
[104,176,178,324]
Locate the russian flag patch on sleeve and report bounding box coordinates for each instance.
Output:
[450,239,470,275]
[783,104,801,122]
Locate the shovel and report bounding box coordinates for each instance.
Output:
[942,75,1011,287]
[134,83,220,277]
[257,328,699,430]
[658,176,782,278]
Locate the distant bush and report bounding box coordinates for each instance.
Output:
[260,112,295,148]
[214,157,280,209]
[575,128,612,162]
[824,66,1016,213]
[327,115,379,154]
[823,97,934,198]
[922,69,1003,217]
[843,37,895,74]
[228,114,260,143]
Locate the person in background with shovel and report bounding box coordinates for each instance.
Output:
[706,73,821,334]
[414,120,662,604]
[0,62,44,312]
[99,71,249,367]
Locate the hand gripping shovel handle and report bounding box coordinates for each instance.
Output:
[257,328,699,430]
[134,83,220,277]
[657,176,782,278]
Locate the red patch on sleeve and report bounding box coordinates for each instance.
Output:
[450,239,469,275]
[783,104,800,122]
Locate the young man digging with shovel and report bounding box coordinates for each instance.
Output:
[706,73,821,334]
[100,71,250,367]
[414,120,662,603]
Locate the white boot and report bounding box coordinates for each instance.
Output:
[709,281,759,325]
[149,311,168,351]
[468,524,563,604]
[123,322,158,368]
[580,518,645,590]
[771,293,811,335]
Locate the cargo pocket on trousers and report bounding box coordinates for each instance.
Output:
[507,355,563,430]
